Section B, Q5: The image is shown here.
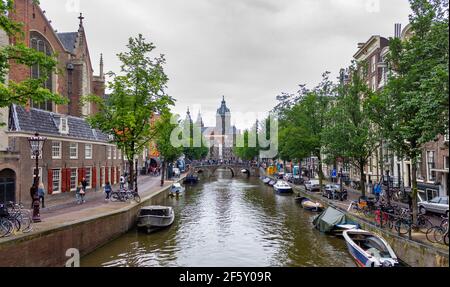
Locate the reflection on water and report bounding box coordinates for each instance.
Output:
[82,170,355,267]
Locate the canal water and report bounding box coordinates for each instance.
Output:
[82,170,355,267]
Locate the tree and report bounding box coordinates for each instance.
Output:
[322,63,379,197]
[182,117,209,161]
[0,0,66,125]
[154,111,183,185]
[368,0,449,222]
[85,34,173,189]
[234,128,259,161]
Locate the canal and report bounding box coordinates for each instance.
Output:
[82,170,355,267]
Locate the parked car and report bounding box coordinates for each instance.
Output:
[323,184,340,198]
[418,196,449,217]
[284,173,293,182]
[304,180,321,192]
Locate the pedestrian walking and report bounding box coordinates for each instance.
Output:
[120,175,125,189]
[104,182,112,200]
[38,181,46,208]
[76,182,86,204]
[81,177,88,193]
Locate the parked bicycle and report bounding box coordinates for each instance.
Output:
[426,216,449,246]
[0,202,33,238]
[110,188,141,203]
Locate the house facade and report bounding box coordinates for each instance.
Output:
[0,0,123,206]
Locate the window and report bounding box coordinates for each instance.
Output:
[30,31,53,111]
[427,151,436,182]
[445,132,449,142]
[100,167,105,187]
[85,144,93,159]
[107,146,112,160]
[70,169,78,191]
[371,55,377,73]
[85,167,92,189]
[51,141,62,159]
[59,118,69,135]
[113,147,117,160]
[118,149,122,160]
[69,143,78,159]
[445,156,449,171]
[52,169,61,194]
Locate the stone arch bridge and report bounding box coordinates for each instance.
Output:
[189,164,260,178]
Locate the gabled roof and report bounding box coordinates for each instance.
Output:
[57,32,78,54]
[9,105,110,143]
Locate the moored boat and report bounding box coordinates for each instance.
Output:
[137,206,175,233]
[263,178,271,184]
[169,183,185,197]
[268,180,277,186]
[300,198,324,212]
[313,207,359,236]
[273,181,293,194]
[183,174,199,184]
[343,229,399,267]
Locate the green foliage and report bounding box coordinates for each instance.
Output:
[182,118,209,161]
[367,0,448,220]
[234,127,259,161]
[322,63,379,195]
[0,0,66,125]
[85,34,174,181]
[154,111,183,163]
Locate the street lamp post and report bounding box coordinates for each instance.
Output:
[28,132,47,223]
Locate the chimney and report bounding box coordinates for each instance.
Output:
[394,23,402,38]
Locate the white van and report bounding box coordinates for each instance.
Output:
[305,180,321,192]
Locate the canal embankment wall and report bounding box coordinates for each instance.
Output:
[0,182,175,267]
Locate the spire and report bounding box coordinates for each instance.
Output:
[100,53,104,78]
[78,13,85,28]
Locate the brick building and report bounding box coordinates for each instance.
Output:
[0,0,123,205]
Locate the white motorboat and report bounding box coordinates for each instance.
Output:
[343,229,399,267]
[273,181,293,194]
[169,183,185,197]
[137,206,175,233]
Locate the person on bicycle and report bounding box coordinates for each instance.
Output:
[104,182,112,201]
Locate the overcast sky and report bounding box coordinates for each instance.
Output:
[40,0,411,129]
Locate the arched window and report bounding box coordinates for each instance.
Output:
[30,31,53,111]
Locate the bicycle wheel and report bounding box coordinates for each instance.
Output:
[417,216,433,234]
[434,227,446,244]
[110,192,120,202]
[18,212,33,233]
[134,194,141,203]
[394,219,410,236]
[0,219,13,237]
[426,227,439,243]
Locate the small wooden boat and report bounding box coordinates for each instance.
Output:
[343,230,399,267]
[297,197,324,212]
[183,174,199,184]
[313,207,359,236]
[137,206,175,233]
[273,181,293,194]
[169,183,185,197]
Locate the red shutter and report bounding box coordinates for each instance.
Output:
[78,168,83,186]
[61,169,67,193]
[92,167,97,189]
[116,167,120,184]
[67,169,72,192]
[47,169,53,195]
[110,167,114,184]
[105,166,109,184]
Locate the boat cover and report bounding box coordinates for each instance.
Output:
[313,207,355,233]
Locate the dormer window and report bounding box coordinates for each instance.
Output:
[60,117,69,135]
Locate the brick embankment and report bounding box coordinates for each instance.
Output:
[0,175,185,267]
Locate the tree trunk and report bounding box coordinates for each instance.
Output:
[318,155,324,193]
[360,159,366,198]
[411,158,419,225]
[128,159,134,190]
[160,161,166,186]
